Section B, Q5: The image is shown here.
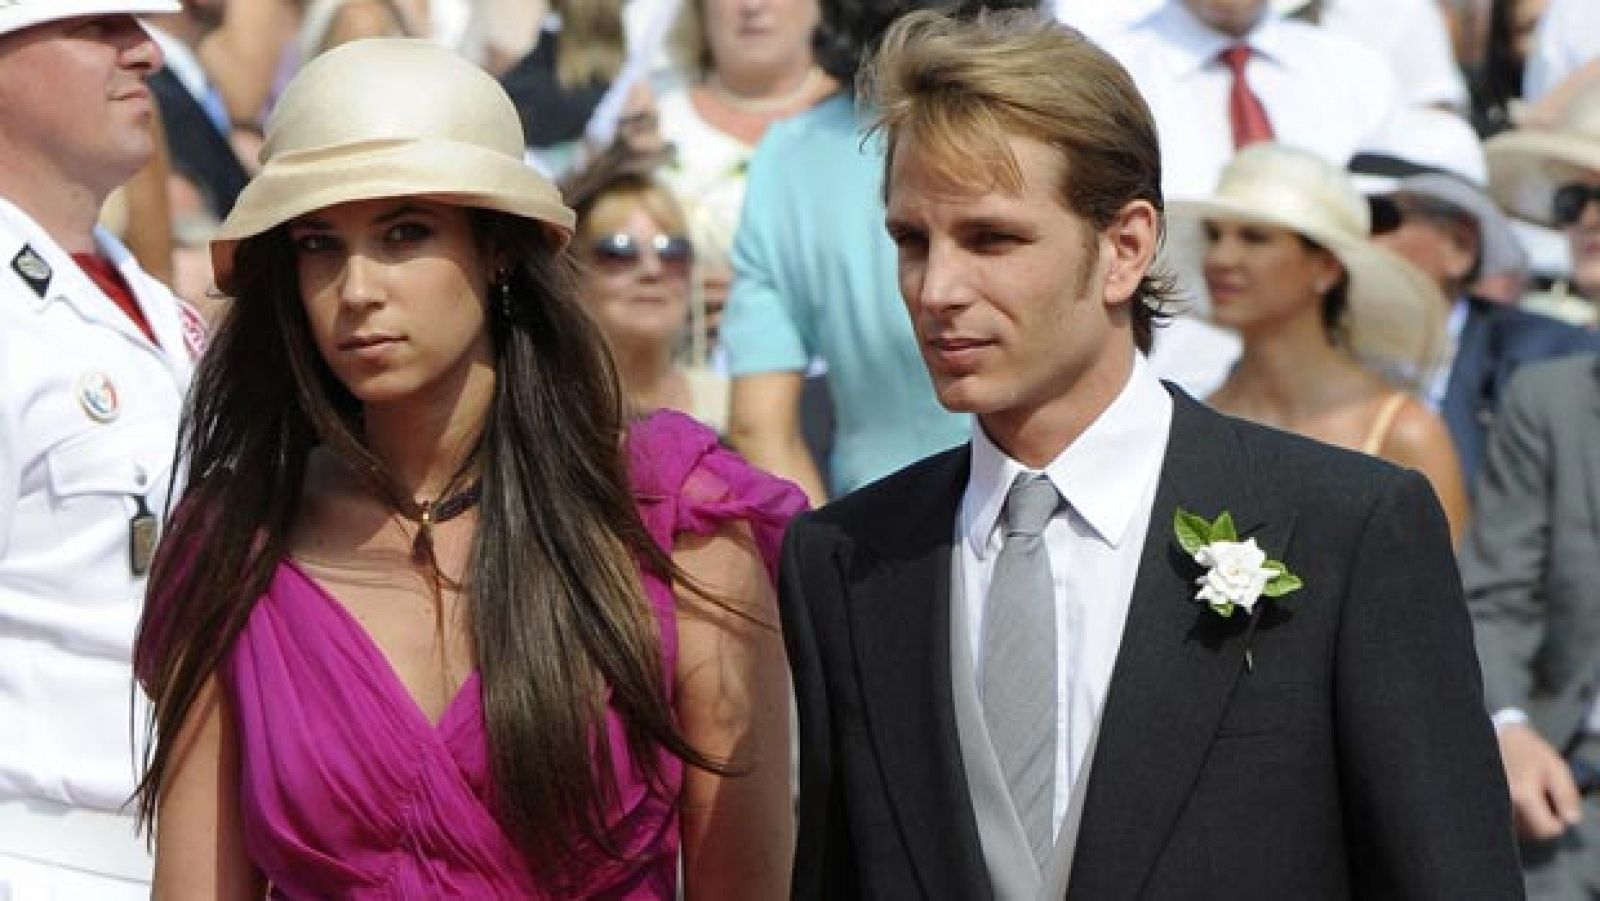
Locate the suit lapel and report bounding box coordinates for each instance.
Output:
[1067,391,1298,899]
[1442,300,1490,441]
[844,447,994,900]
[1584,360,1600,571]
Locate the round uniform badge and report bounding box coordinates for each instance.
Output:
[77,371,121,423]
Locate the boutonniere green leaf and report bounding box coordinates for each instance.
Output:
[1175,508,1302,619]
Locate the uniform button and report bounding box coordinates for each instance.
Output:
[134,466,148,487]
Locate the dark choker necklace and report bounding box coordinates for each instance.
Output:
[406,479,482,565]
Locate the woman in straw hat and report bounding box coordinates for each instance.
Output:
[130,38,803,897]
[1172,143,1470,541]
[1488,79,1600,322]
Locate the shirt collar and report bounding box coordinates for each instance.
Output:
[1156,1,1290,77]
[962,354,1173,559]
[146,26,210,101]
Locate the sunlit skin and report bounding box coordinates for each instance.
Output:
[1203,218,1342,339]
[288,198,497,472]
[1202,218,1471,542]
[575,198,699,415]
[885,135,1156,468]
[702,0,820,96]
[1563,172,1600,299]
[1370,208,1476,297]
[577,200,694,354]
[1511,0,1550,62]
[0,14,164,231]
[1181,0,1268,37]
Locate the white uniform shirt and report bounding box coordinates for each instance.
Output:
[0,198,194,817]
[958,354,1172,839]
[1102,1,1404,202]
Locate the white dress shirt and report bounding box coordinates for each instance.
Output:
[1421,297,1470,412]
[1102,1,1404,201]
[958,354,1172,840]
[1315,0,1467,111]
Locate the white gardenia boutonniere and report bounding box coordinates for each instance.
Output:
[1174,509,1302,618]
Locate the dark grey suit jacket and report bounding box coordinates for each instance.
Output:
[782,388,1522,900]
[1443,297,1600,488]
[1463,354,1600,753]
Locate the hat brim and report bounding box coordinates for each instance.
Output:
[211,138,575,291]
[1167,199,1448,376]
[1,0,180,33]
[1486,130,1600,228]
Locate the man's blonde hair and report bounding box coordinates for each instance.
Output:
[862,7,1176,349]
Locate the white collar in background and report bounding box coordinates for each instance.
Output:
[1154,2,1295,76]
[146,26,210,102]
[963,353,1173,559]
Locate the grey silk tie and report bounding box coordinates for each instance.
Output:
[981,472,1060,869]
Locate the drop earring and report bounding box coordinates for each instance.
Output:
[496,270,513,320]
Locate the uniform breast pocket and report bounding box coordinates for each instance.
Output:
[42,417,176,595]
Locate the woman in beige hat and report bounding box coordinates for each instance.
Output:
[1172,143,1470,541]
[130,38,802,897]
[1488,79,1600,315]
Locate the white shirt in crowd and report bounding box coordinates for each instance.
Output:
[958,353,1172,837]
[1313,0,1466,111]
[1523,0,1600,104]
[1099,1,1404,202]
[1055,0,1460,111]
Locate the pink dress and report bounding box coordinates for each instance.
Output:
[212,411,804,898]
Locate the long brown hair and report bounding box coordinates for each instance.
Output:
[133,209,724,878]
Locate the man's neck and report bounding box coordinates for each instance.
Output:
[978,347,1135,470]
[0,168,106,255]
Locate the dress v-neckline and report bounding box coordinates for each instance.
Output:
[281,557,480,734]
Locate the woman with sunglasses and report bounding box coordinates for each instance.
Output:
[1174,144,1472,542]
[132,39,804,898]
[1489,81,1600,325]
[562,147,728,430]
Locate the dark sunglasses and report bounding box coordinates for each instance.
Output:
[1367,194,1475,236]
[1552,182,1600,227]
[589,233,694,268]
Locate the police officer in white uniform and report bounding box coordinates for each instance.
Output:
[0,2,196,897]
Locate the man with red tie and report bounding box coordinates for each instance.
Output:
[1085,0,1408,401]
[1099,0,1404,203]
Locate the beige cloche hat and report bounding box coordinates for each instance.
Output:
[1169,143,1448,376]
[1485,83,1600,228]
[212,38,575,290]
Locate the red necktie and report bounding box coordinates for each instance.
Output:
[1222,44,1274,149]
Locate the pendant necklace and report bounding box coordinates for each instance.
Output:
[406,479,482,566]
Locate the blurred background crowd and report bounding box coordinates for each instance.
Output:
[117,0,1600,509]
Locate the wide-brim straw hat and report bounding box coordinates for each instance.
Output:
[1486,84,1600,228]
[1169,143,1448,376]
[1347,108,1529,281]
[212,38,574,290]
[0,0,179,35]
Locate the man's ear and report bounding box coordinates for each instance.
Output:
[1101,199,1160,307]
[1445,223,1480,284]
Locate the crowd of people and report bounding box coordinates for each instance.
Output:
[2,0,1600,896]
